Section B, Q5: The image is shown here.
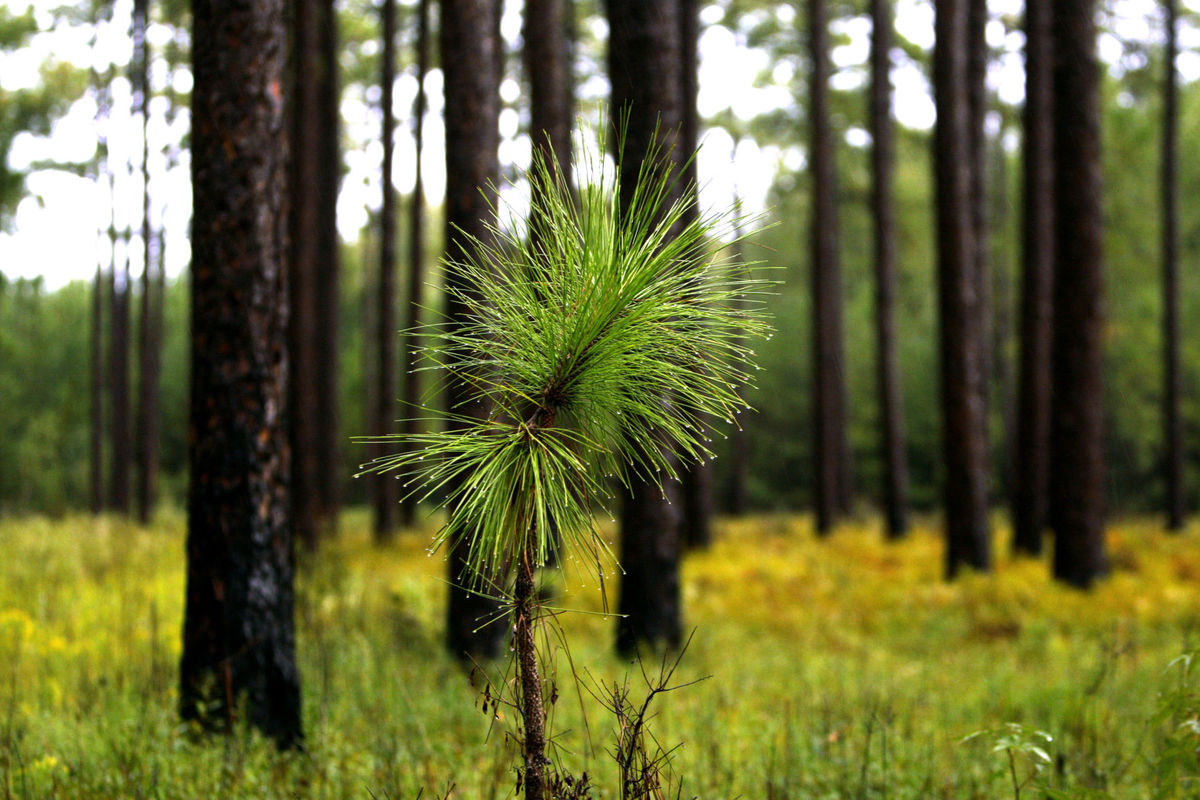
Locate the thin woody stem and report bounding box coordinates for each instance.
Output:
[515,535,547,799]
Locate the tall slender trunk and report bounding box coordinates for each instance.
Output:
[316,0,341,533]
[109,235,131,514]
[400,0,430,529]
[1012,0,1054,556]
[134,0,160,525]
[1050,0,1107,587]
[90,262,105,515]
[810,0,850,535]
[967,0,991,460]
[609,0,685,655]
[442,0,507,661]
[934,0,991,577]
[1162,0,1185,532]
[726,181,751,516]
[676,0,713,549]
[515,537,546,800]
[870,0,908,539]
[289,0,322,551]
[374,0,399,541]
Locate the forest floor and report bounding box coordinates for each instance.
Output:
[2,509,1200,798]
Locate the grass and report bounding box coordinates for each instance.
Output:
[2,509,1200,798]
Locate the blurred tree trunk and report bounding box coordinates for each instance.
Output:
[442,0,507,661]
[810,0,850,535]
[108,236,131,515]
[1012,0,1054,556]
[609,0,685,656]
[90,261,105,516]
[726,177,751,516]
[934,0,991,577]
[289,0,321,551]
[134,0,160,525]
[967,0,991,453]
[181,0,301,749]
[524,0,573,187]
[1050,0,1107,588]
[373,0,399,542]
[869,0,908,540]
[316,0,341,534]
[1162,0,1185,532]
[400,0,431,528]
[676,0,714,549]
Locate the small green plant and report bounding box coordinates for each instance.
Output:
[359,129,771,798]
[962,722,1054,800]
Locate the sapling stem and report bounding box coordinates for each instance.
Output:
[515,538,546,800]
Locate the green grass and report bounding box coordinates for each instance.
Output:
[3,510,1200,798]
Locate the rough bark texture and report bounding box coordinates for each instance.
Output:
[1050,0,1107,588]
[316,0,341,532]
[810,0,851,535]
[608,0,685,655]
[134,0,161,525]
[676,0,713,549]
[1012,0,1054,556]
[181,0,301,748]
[442,0,506,661]
[288,0,321,551]
[870,0,908,539]
[400,0,430,528]
[374,0,399,541]
[1162,0,1185,532]
[934,0,991,577]
[515,547,547,800]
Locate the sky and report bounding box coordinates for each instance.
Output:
[0,0,1196,290]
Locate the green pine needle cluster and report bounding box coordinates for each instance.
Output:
[359,134,773,585]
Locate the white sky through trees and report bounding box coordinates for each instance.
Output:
[0,0,1196,289]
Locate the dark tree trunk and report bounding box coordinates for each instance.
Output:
[1162,0,1185,531]
[870,0,908,539]
[90,262,105,515]
[442,0,507,661]
[1050,0,1107,588]
[608,0,685,655]
[934,0,991,577]
[524,0,573,184]
[181,0,301,749]
[108,240,131,515]
[400,0,431,528]
[990,138,1015,506]
[316,0,341,533]
[810,0,850,535]
[676,0,713,549]
[967,0,991,449]
[134,0,160,525]
[374,0,399,542]
[1012,0,1054,556]
[288,0,321,551]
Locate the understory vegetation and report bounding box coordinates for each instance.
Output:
[3,510,1200,798]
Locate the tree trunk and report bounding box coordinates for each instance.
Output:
[1050,0,1107,588]
[400,0,431,528]
[374,0,399,542]
[181,0,301,749]
[726,188,751,516]
[676,0,714,549]
[810,0,850,535]
[442,0,507,661]
[515,540,547,800]
[870,0,909,539]
[1012,0,1054,556]
[524,0,573,185]
[934,0,991,577]
[288,0,321,551]
[316,0,341,534]
[967,0,991,457]
[134,0,160,525]
[90,262,105,515]
[108,238,131,515]
[1162,0,1185,532]
[608,0,685,655]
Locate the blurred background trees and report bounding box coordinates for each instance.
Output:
[0,0,1197,554]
